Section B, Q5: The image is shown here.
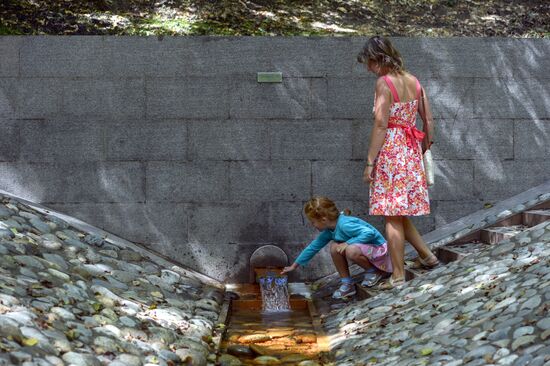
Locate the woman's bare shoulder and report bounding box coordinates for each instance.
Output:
[400,71,416,82]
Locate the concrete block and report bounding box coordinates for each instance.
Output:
[103,37,169,77]
[465,39,550,79]
[20,119,103,162]
[310,78,329,119]
[395,38,480,78]
[394,38,507,79]
[270,120,353,160]
[20,36,109,77]
[104,37,228,77]
[63,78,145,118]
[49,202,188,245]
[320,38,531,78]
[514,119,550,160]
[409,215,436,235]
[0,79,18,118]
[0,162,145,203]
[188,202,269,245]
[0,119,20,161]
[348,200,375,220]
[431,118,513,160]
[474,160,550,200]
[106,119,187,161]
[312,161,369,201]
[351,119,373,160]
[201,243,256,282]
[104,37,332,77]
[423,77,475,119]
[146,77,229,119]
[473,78,550,119]
[432,200,484,227]
[0,37,20,77]
[268,201,313,244]
[230,77,310,119]
[211,37,331,77]
[326,77,374,119]
[230,160,310,201]
[146,161,228,202]
[327,37,369,77]
[162,242,265,282]
[0,78,64,119]
[349,38,550,79]
[189,120,268,160]
[430,160,475,201]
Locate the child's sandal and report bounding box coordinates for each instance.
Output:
[378,276,405,290]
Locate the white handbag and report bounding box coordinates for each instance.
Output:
[423,149,434,186]
[418,85,435,186]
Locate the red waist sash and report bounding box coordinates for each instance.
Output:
[387,122,425,151]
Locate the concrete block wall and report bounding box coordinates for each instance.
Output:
[0,36,549,281]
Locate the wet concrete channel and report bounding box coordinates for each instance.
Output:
[214,280,331,366]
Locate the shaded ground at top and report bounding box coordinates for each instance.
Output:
[1,0,548,36]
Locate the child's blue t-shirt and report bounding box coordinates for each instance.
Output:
[295,214,386,266]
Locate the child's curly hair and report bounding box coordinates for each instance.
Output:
[304,197,350,221]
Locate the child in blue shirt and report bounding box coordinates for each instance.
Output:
[282,196,393,299]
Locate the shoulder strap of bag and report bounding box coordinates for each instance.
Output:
[416,78,433,150]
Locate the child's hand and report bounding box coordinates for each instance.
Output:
[336,243,349,254]
[281,263,299,274]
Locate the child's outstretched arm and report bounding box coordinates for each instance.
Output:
[285,230,332,274]
[294,230,332,267]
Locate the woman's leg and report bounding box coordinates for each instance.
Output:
[403,217,436,261]
[329,242,350,278]
[344,245,375,271]
[385,216,406,280]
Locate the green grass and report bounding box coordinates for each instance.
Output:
[0,24,22,35]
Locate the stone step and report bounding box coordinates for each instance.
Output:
[439,241,491,261]
[356,284,381,298]
[379,205,549,284]
[480,224,528,244]
[405,266,424,281]
[403,257,444,280]
[522,209,550,227]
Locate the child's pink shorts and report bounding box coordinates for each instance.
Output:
[355,242,393,273]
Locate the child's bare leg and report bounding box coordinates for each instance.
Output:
[403,217,434,259]
[385,216,405,280]
[330,242,350,278]
[344,245,375,271]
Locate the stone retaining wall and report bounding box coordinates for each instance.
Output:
[0,36,549,281]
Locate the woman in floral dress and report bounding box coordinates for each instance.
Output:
[358,36,439,288]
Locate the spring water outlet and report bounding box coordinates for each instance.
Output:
[249,245,288,283]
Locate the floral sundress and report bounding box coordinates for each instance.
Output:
[369,75,430,216]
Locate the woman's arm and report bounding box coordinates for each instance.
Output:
[364,78,391,183]
[418,87,435,152]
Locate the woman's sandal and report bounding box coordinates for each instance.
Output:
[409,254,440,270]
[378,276,405,290]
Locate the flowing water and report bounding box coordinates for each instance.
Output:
[218,277,325,365]
[259,273,291,312]
[221,305,323,365]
